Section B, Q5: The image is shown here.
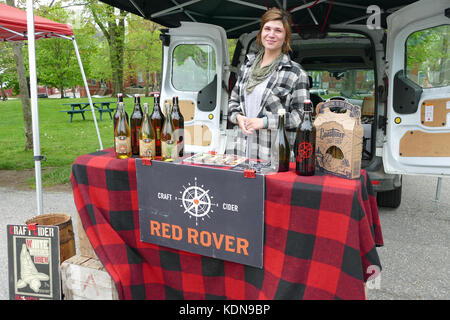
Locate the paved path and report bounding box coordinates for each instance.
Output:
[0,174,449,300]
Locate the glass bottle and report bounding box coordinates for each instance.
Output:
[171,96,185,157]
[114,102,132,159]
[139,103,156,159]
[277,108,290,172]
[150,93,165,157]
[130,94,143,155]
[295,100,316,176]
[161,102,176,161]
[114,93,129,133]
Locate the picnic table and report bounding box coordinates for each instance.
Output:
[61,101,116,122]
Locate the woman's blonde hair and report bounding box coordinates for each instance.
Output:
[256,7,292,54]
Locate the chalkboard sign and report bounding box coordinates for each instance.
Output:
[136,160,265,268]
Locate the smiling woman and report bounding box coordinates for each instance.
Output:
[227,7,310,162]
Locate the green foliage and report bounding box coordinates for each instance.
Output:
[0,42,18,94]
[173,44,216,69]
[406,25,449,85]
[0,96,154,186]
[125,15,162,91]
[34,4,81,95]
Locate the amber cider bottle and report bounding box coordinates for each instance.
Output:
[130,94,143,155]
[114,102,132,159]
[150,94,164,157]
[139,103,156,159]
[161,102,176,161]
[114,93,129,132]
[295,100,316,176]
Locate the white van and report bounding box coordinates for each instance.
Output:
[152,0,450,208]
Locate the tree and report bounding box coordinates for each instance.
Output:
[0,42,17,100]
[85,0,127,95]
[406,25,449,85]
[125,15,161,96]
[5,0,33,150]
[34,4,80,98]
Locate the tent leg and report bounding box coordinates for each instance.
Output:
[72,38,103,150]
[26,0,43,215]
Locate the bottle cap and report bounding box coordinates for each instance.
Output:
[304,99,312,111]
[277,108,286,116]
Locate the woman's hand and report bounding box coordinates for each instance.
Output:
[237,115,264,135]
[236,114,253,135]
[245,118,264,132]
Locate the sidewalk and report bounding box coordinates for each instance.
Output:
[0,186,78,300]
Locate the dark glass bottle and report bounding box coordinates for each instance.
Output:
[171,96,185,157]
[150,94,165,157]
[139,103,156,159]
[130,94,143,155]
[277,108,290,172]
[295,100,316,176]
[114,102,131,159]
[161,102,176,161]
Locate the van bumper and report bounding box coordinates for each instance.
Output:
[364,156,402,192]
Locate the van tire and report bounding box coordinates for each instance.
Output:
[376,185,402,208]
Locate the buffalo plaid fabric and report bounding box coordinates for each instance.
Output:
[71,148,383,300]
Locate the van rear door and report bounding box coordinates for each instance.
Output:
[384,0,450,176]
[160,22,229,154]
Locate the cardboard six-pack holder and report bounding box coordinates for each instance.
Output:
[314,100,364,179]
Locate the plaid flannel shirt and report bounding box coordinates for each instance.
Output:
[226,52,310,161]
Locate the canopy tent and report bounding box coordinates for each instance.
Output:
[99,0,419,38]
[0,1,103,216]
[0,2,74,40]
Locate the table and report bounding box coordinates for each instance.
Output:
[71,148,383,300]
[61,102,115,122]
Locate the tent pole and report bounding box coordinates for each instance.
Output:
[72,37,103,150]
[26,0,43,215]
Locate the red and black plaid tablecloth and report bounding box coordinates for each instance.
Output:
[71,148,383,300]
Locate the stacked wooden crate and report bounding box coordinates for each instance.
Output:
[60,214,118,300]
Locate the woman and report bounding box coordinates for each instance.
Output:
[227,7,310,161]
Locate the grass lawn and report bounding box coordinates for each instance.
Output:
[0,96,154,188]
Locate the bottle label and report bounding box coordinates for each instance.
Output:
[161,140,176,160]
[140,139,155,158]
[156,128,161,141]
[296,141,314,162]
[115,136,131,154]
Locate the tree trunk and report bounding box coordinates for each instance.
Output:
[145,69,150,97]
[90,4,127,96]
[108,26,125,96]
[0,75,7,100]
[12,43,33,151]
[7,0,33,150]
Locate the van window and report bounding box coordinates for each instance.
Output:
[172,44,216,91]
[406,25,450,88]
[309,70,375,103]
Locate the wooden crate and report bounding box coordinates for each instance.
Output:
[61,255,118,300]
[76,212,98,259]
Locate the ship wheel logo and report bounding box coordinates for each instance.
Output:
[178,177,218,226]
[297,141,313,162]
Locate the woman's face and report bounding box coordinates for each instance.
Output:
[261,20,286,54]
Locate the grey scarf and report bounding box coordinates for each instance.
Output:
[245,51,283,95]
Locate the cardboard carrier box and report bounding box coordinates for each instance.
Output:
[314,100,364,179]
